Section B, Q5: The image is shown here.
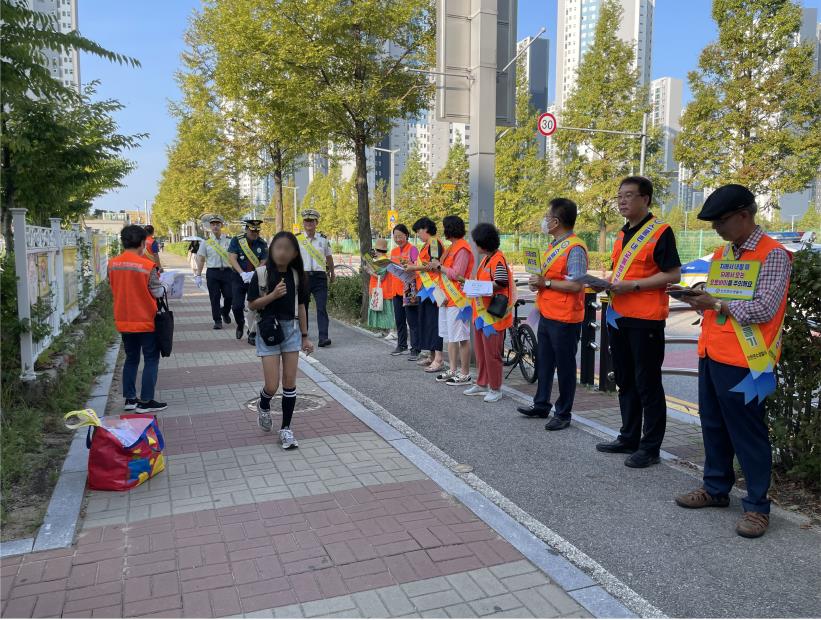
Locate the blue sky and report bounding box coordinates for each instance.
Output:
[80,0,820,213]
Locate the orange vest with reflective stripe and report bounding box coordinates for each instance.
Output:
[109,252,157,333]
[473,251,514,331]
[697,234,790,368]
[369,272,393,299]
[416,238,443,290]
[538,236,587,323]
[145,236,157,260]
[610,223,671,321]
[441,238,474,289]
[389,243,415,298]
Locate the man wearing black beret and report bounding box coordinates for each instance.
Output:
[671,184,791,539]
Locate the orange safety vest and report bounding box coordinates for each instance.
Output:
[472,251,514,332]
[416,238,443,291]
[609,223,671,321]
[537,235,588,323]
[369,272,393,299]
[389,243,415,298]
[145,236,157,260]
[440,237,475,296]
[108,252,158,333]
[698,234,790,368]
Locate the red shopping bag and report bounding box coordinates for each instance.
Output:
[65,410,166,491]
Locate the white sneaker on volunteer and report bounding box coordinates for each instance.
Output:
[279,428,298,450]
[483,389,503,403]
[446,373,472,387]
[435,369,455,383]
[463,384,489,396]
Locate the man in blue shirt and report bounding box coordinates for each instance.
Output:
[228,219,268,345]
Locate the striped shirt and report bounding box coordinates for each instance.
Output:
[726,226,791,325]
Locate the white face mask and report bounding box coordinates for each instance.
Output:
[541,217,556,235]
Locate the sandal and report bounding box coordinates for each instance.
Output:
[425,363,445,373]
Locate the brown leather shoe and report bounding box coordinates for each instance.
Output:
[675,488,730,509]
[736,511,769,538]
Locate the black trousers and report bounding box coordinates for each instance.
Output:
[231,272,255,334]
[534,317,582,419]
[206,267,233,323]
[418,298,443,352]
[392,296,420,352]
[306,272,329,340]
[608,321,667,455]
[699,357,771,513]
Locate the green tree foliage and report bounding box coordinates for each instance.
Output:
[153,34,248,236]
[1,0,140,235]
[676,0,821,211]
[769,247,821,486]
[4,83,144,227]
[495,60,565,240]
[429,135,470,223]
[553,0,665,250]
[396,145,431,226]
[798,204,821,233]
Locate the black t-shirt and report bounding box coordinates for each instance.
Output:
[613,213,682,329]
[247,270,308,320]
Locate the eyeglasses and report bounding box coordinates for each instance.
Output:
[714,210,744,226]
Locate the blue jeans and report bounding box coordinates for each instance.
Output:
[122,332,160,401]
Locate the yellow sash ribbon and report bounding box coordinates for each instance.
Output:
[611,218,663,283]
[541,236,585,276]
[419,270,446,305]
[299,235,326,270]
[206,237,230,262]
[238,237,261,269]
[439,273,469,309]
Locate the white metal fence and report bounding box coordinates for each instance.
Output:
[10,208,114,381]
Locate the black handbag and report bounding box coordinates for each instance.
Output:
[258,315,285,346]
[154,292,174,357]
[484,253,510,318]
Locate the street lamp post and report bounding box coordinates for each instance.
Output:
[790,214,798,232]
[684,210,689,232]
[373,147,399,211]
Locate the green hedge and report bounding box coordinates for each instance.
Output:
[328,275,363,323]
[769,246,821,487]
[164,241,190,258]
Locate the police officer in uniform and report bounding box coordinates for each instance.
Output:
[296,209,334,347]
[673,185,791,539]
[228,218,267,345]
[195,214,234,330]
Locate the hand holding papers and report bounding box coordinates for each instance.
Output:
[463,279,494,298]
[567,273,612,291]
[386,262,416,285]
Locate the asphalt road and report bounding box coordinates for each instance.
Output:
[307,317,821,618]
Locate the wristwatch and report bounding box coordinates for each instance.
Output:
[713,301,722,313]
[544,279,552,289]
[633,282,641,292]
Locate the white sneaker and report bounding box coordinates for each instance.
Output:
[279,428,298,450]
[446,373,472,386]
[463,384,489,396]
[258,407,272,432]
[385,331,398,341]
[483,389,503,403]
[435,369,455,382]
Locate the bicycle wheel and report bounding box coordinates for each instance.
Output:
[516,323,538,383]
[502,327,518,367]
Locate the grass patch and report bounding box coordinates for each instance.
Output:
[1,285,117,539]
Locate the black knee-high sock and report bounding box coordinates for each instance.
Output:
[281,387,296,429]
[259,388,273,411]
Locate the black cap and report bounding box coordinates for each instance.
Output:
[243,219,263,230]
[697,184,756,221]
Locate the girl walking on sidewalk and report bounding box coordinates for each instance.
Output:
[247,232,314,449]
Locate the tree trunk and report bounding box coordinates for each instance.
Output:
[598,211,607,255]
[272,146,284,232]
[354,134,372,322]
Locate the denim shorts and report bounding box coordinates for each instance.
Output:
[256,318,302,357]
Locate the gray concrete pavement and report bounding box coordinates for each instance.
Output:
[307,317,821,618]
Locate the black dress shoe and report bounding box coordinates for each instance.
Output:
[545,417,571,431]
[223,314,232,325]
[236,323,244,340]
[213,322,223,330]
[595,439,637,454]
[624,451,661,468]
[318,339,332,348]
[516,405,550,419]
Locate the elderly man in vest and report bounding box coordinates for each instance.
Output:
[595,176,682,468]
[517,198,588,431]
[195,215,234,330]
[673,185,791,539]
[108,225,168,414]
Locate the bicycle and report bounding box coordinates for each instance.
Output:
[503,298,538,383]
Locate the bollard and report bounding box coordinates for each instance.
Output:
[598,297,616,392]
[579,291,598,386]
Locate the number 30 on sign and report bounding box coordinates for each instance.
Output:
[538,112,557,137]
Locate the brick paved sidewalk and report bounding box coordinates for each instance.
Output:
[1,263,595,619]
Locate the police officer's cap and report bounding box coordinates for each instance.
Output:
[301,208,321,221]
[208,214,225,225]
[697,184,756,221]
[243,218,263,231]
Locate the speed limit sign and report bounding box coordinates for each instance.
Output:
[538,112,557,137]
